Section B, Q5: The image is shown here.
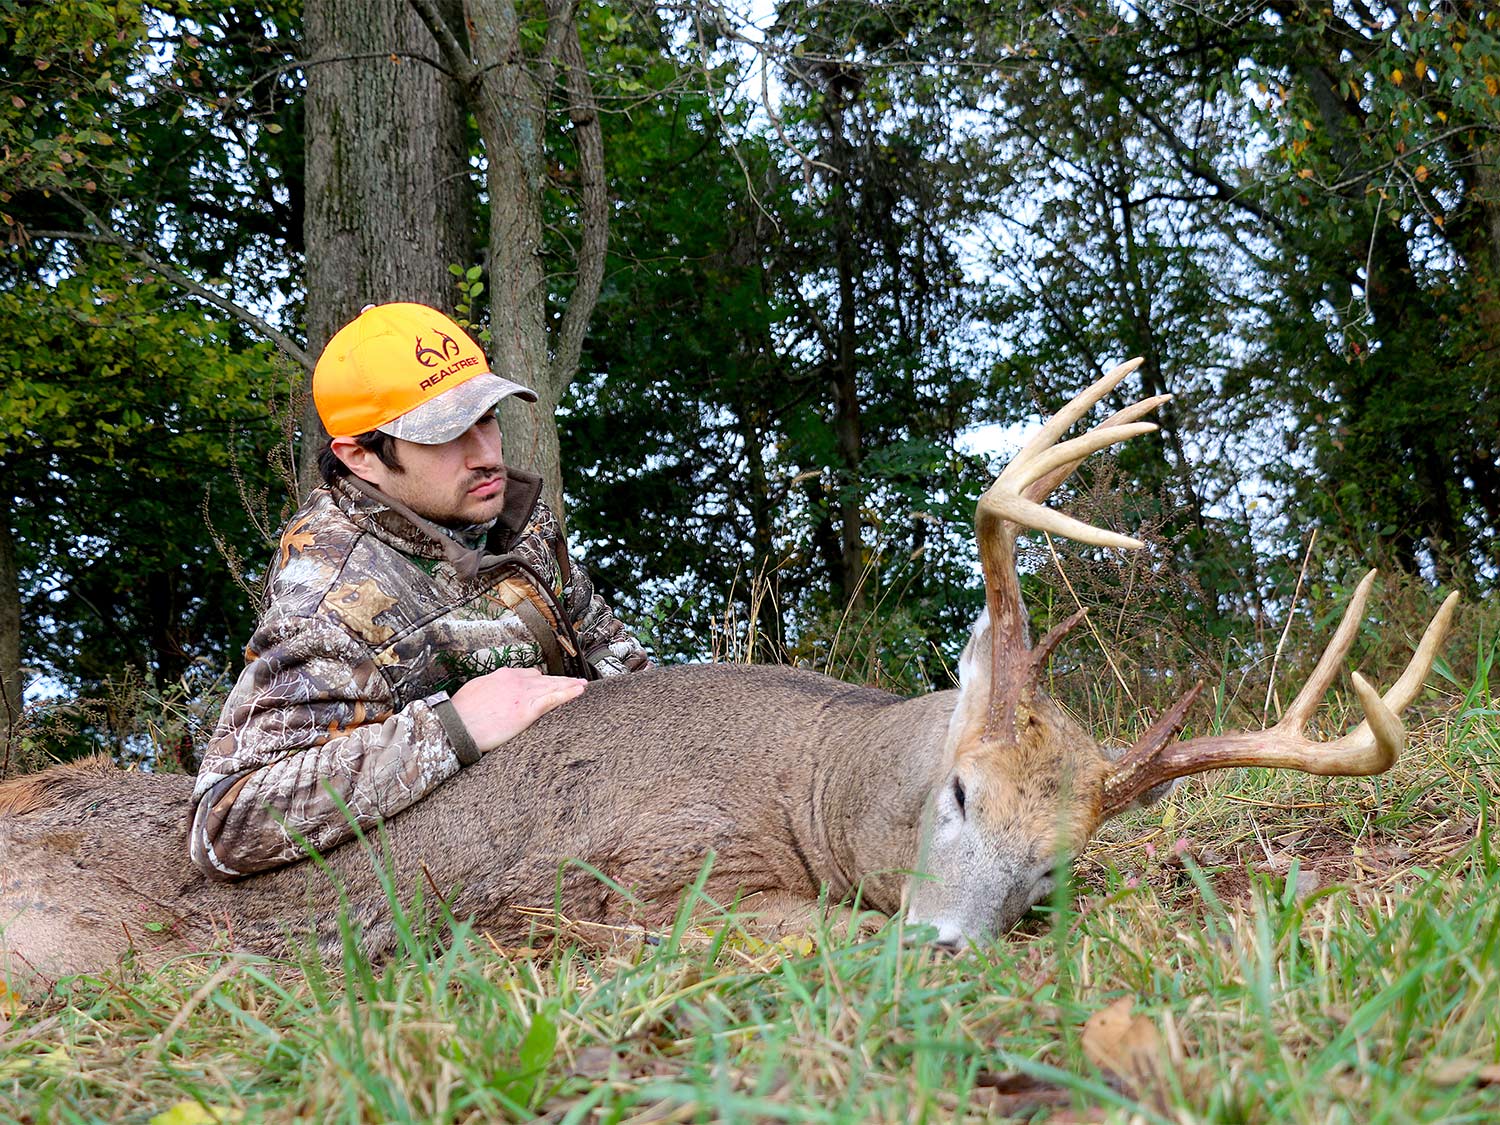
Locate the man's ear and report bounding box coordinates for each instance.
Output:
[330,435,380,483]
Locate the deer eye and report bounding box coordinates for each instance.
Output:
[951,776,967,817]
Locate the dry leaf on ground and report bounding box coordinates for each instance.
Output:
[569,1044,620,1078]
[147,1102,243,1125]
[1080,996,1176,1110]
[0,978,25,1025]
[1427,1059,1500,1087]
[972,1070,1081,1118]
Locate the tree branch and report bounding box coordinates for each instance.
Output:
[1045,14,1290,237]
[547,1,608,388]
[407,0,479,87]
[49,196,313,371]
[536,0,577,93]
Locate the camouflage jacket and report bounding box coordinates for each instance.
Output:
[188,469,649,880]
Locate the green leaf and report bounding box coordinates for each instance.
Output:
[498,1004,558,1109]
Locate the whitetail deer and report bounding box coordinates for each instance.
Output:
[0,361,1457,994]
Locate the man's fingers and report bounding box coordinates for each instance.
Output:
[486,666,585,690]
[529,678,587,712]
[498,665,544,680]
[519,674,588,697]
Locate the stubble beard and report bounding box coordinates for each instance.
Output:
[388,469,506,529]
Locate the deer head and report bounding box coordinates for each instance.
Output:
[904,360,1458,948]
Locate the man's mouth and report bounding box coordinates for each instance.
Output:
[468,476,503,499]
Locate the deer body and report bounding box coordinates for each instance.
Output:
[1,665,957,989]
[1,363,1457,994]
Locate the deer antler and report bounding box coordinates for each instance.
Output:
[976,357,1168,740]
[1100,571,1460,819]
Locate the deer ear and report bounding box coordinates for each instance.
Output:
[945,606,993,762]
[1126,776,1180,809]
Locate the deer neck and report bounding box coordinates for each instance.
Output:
[804,689,956,916]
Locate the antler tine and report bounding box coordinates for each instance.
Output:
[1025,393,1174,506]
[978,422,1160,552]
[1100,580,1460,819]
[1337,587,1458,745]
[974,358,1163,740]
[1012,357,1145,465]
[1280,570,1378,730]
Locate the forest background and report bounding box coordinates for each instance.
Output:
[1,0,1495,772]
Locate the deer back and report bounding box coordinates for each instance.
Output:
[1,663,954,990]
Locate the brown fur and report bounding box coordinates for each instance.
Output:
[1,665,965,994]
[0,755,119,816]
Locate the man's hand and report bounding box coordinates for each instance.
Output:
[449,666,588,754]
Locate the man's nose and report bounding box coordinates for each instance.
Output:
[464,424,503,466]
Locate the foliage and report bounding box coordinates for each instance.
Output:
[0,265,285,697]
[974,1,1500,590]
[565,1,1005,682]
[0,0,301,733]
[1238,0,1500,581]
[1,0,1494,753]
[0,0,304,305]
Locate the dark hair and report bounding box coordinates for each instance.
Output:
[317,429,404,486]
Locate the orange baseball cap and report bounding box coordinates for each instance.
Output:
[312,302,537,443]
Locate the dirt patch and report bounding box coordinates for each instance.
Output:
[1080,814,1479,913]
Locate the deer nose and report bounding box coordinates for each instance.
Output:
[929,922,967,954]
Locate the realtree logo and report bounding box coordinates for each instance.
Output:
[414,329,480,390]
[414,330,463,368]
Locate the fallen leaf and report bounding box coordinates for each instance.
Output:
[1252,849,1293,875]
[973,1070,1076,1117]
[1292,868,1322,900]
[775,934,816,957]
[0,1044,69,1079]
[1081,997,1170,1107]
[0,979,25,1021]
[569,1045,619,1078]
[148,1102,242,1125]
[1428,1059,1500,1087]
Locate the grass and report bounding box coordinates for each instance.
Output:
[2,661,1497,1123]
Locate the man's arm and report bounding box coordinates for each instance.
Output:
[560,552,651,677]
[188,617,584,880]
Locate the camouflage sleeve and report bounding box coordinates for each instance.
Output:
[187,615,475,881]
[561,554,651,678]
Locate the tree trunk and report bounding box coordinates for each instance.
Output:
[464,0,551,496]
[738,403,784,658]
[411,0,610,529]
[823,97,866,615]
[301,0,474,493]
[0,505,23,779]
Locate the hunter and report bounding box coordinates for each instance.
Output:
[188,302,649,880]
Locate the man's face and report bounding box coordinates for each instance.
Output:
[340,410,508,527]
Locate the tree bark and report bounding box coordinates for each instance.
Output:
[0,506,23,779]
[825,100,866,615]
[410,0,610,528]
[301,0,474,493]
